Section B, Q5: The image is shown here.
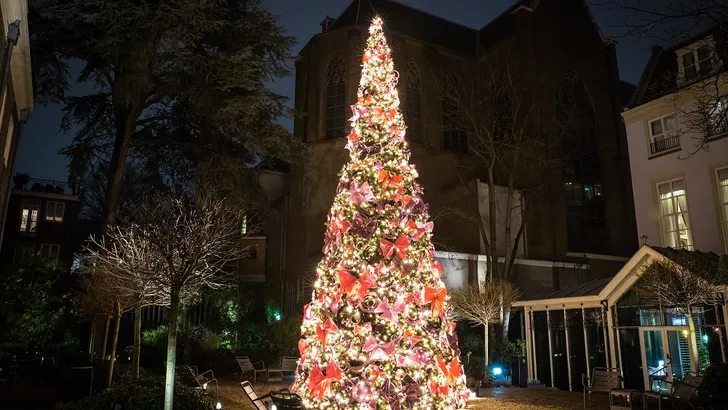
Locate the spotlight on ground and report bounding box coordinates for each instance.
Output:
[492,367,503,376]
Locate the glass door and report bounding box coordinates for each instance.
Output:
[642,330,667,392]
[666,329,693,383]
[640,327,695,393]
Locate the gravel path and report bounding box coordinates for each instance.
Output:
[217,380,610,410]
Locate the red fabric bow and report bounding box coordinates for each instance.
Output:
[309,361,342,400]
[380,235,409,259]
[424,286,447,318]
[315,318,339,347]
[429,380,449,396]
[378,169,403,188]
[436,356,462,385]
[338,269,378,301]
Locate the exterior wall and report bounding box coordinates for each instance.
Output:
[0,0,33,249]
[288,0,638,293]
[624,97,728,254]
[0,189,81,267]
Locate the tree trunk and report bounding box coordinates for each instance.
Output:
[88,317,97,361]
[484,323,490,371]
[102,316,111,359]
[106,306,122,389]
[164,290,181,410]
[503,176,514,281]
[487,173,498,280]
[502,305,512,342]
[100,123,132,234]
[133,301,142,379]
[686,311,700,373]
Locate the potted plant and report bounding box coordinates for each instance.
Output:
[12,173,29,190]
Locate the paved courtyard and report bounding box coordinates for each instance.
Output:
[217,380,610,410]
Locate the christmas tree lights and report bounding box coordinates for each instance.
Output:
[292,17,469,409]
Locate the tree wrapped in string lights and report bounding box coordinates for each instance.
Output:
[291,17,469,410]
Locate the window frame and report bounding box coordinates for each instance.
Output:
[19,199,40,234]
[39,243,60,263]
[45,201,65,222]
[324,56,346,140]
[681,45,712,82]
[648,113,680,155]
[14,243,35,265]
[715,166,728,253]
[655,177,694,250]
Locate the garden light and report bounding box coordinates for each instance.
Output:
[702,334,708,343]
[203,382,208,390]
[270,404,277,410]
[216,402,222,410]
[492,367,503,376]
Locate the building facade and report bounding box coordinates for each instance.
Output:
[623,31,728,254]
[286,0,636,300]
[0,177,81,267]
[0,0,33,250]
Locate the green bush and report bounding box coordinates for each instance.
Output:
[59,374,214,410]
[142,324,168,348]
[491,339,526,369]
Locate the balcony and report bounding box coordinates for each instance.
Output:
[650,136,680,155]
[12,175,79,195]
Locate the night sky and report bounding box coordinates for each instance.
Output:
[14,0,656,182]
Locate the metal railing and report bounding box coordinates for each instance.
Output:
[12,176,78,195]
[650,135,680,155]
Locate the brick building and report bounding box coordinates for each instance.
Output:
[283,0,637,306]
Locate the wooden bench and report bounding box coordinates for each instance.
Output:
[240,381,303,410]
[240,380,272,410]
[281,356,298,378]
[643,375,703,410]
[582,367,622,408]
[237,356,267,383]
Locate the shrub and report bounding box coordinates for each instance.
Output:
[141,324,168,348]
[59,374,214,410]
[491,339,526,370]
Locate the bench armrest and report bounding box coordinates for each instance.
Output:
[198,369,215,381]
[582,373,590,387]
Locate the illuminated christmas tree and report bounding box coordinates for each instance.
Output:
[292,17,469,410]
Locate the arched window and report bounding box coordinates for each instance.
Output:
[441,74,467,153]
[557,73,605,253]
[325,56,346,139]
[404,60,422,141]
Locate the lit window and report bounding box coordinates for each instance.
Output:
[14,243,35,265]
[19,199,40,233]
[39,244,60,263]
[682,45,712,82]
[657,178,693,250]
[241,215,247,235]
[648,114,679,154]
[45,201,65,222]
[708,95,728,136]
[716,167,728,252]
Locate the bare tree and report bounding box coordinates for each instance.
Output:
[450,279,522,368]
[434,46,561,283]
[637,252,727,370]
[596,0,728,152]
[434,46,562,341]
[96,193,251,410]
[75,257,139,388]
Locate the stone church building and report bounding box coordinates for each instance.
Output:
[279,0,638,311]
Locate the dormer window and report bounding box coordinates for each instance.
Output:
[680,43,712,82]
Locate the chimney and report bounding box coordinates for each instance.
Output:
[320,16,335,33]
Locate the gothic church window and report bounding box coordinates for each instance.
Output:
[325,56,346,139]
